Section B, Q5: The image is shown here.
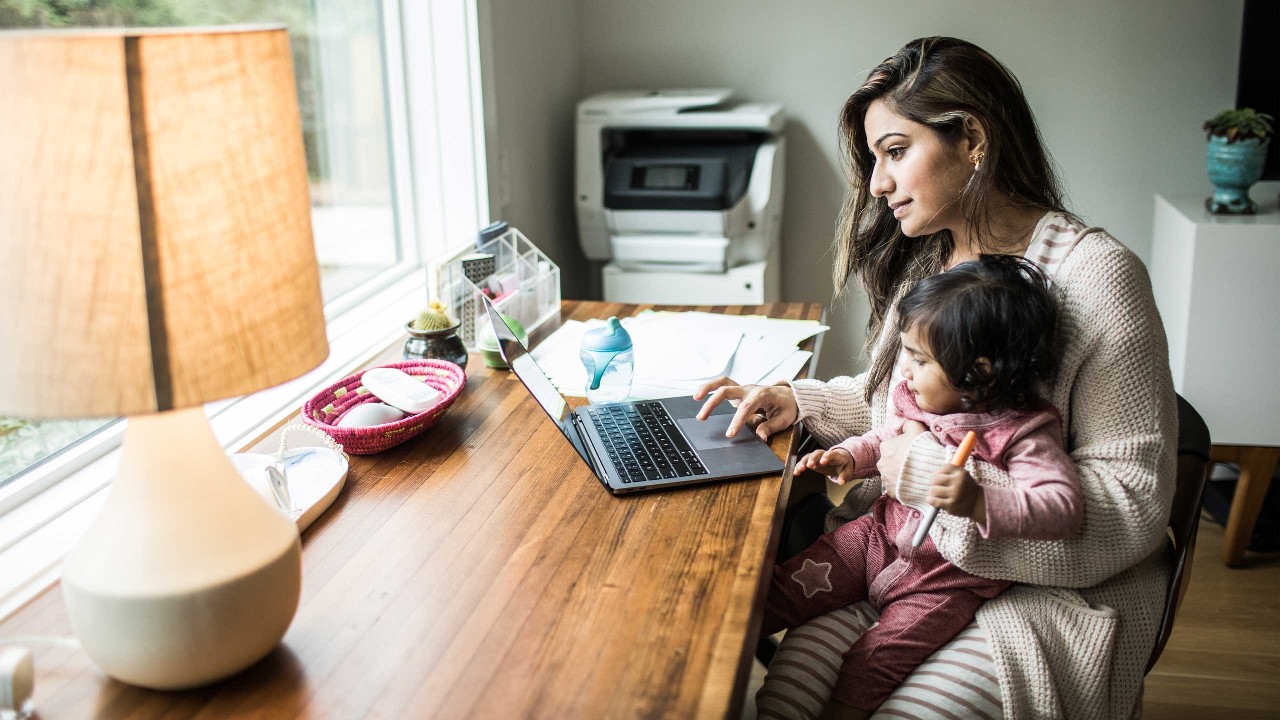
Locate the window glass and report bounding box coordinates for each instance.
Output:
[0,0,405,487]
[0,418,115,481]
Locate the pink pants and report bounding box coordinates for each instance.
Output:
[763,496,1010,711]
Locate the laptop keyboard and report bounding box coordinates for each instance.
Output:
[586,402,709,483]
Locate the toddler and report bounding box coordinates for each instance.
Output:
[763,254,1083,719]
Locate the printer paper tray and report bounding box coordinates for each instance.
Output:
[611,234,729,273]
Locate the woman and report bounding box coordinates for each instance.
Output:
[696,37,1175,720]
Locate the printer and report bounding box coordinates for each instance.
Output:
[575,89,785,304]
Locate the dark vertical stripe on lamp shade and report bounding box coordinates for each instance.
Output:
[124,36,172,412]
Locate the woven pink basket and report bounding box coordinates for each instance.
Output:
[302,360,466,455]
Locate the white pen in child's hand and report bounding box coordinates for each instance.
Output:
[912,430,978,547]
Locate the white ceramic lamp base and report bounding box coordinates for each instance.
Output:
[60,407,302,690]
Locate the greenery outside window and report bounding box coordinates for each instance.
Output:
[0,0,424,491]
[1,0,487,616]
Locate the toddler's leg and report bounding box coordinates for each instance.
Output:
[762,515,886,637]
[831,590,986,712]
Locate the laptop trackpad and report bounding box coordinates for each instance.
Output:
[677,415,758,450]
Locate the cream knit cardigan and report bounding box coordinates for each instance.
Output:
[790,226,1177,720]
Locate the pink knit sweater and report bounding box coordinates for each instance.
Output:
[835,381,1082,540]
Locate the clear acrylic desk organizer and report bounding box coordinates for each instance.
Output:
[439,226,560,347]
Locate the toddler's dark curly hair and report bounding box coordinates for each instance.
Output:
[896,254,1058,411]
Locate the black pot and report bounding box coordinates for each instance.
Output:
[403,321,468,370]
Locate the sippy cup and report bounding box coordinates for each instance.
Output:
[580,317,634,404]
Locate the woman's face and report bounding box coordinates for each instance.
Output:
[864,99,973,238]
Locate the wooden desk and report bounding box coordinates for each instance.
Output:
[2,300,824,719]
[1208,444,1279,566]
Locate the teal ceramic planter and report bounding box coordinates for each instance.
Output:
[1205,135,1269,214]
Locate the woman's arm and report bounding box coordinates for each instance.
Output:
[790,372,874,448]
[898,239,1177,587]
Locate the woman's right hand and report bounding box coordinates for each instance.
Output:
[693,376,799,441]
[876,420,928,496]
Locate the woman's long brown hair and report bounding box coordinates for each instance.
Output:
[834,37,1068,402]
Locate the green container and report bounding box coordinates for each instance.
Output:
[475,314,528,369]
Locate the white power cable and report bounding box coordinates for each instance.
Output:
[0,637,78,649]
[0,636,79,720]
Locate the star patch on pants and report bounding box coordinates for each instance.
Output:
[791,559,833,598]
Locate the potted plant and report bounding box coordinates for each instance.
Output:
[404,300,468,370]
[1203,107,1274,214]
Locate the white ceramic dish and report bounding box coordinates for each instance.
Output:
[230,445,348,532]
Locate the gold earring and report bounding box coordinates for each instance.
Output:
[971,151,985,171]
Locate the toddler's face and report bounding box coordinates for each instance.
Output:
[899,324,967,415]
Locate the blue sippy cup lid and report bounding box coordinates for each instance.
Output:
[581,317,632,352]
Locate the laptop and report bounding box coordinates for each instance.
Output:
[484,298,785,495]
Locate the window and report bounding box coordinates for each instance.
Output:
[0,0,489,613]
[0,0,409,304]
[0,0,486,491]
[0,419,117,486]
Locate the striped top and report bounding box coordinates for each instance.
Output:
[1024,211,1088,279]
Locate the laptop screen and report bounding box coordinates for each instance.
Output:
[482,298,596,472]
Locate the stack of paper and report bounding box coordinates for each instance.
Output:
[529,311,827,400]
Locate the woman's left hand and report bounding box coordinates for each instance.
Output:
[876,421,927,495]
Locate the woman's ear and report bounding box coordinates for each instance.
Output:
[961,114,988,160]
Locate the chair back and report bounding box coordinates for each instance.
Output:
[1146,394,1211,673]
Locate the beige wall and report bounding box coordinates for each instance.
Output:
[479,0,589,296]
[483,0,1244,377]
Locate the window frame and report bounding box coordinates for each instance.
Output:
[0,0,491,620]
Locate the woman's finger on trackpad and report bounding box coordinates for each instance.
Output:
[696,384,743,421]
[692,374,737,401]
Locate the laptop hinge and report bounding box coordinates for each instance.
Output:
[571,412,610,484]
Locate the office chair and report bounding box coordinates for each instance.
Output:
[1146,394,1211,673]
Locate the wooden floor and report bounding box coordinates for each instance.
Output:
[1144,517,1280,719]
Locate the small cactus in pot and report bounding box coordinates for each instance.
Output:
[412,300,457,332]
[1203,107,1274,214]
[405,300,467,370]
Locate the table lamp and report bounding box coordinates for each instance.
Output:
[0,26,328,689]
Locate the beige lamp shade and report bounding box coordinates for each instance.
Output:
[0,25,328,418]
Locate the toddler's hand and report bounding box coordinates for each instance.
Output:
[928,464,986,522]
[798,447,857,485]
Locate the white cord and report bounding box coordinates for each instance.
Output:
[0,637,78,718]
[0,637,77,649]
[269,424,346,519]
[279,423,348,462]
